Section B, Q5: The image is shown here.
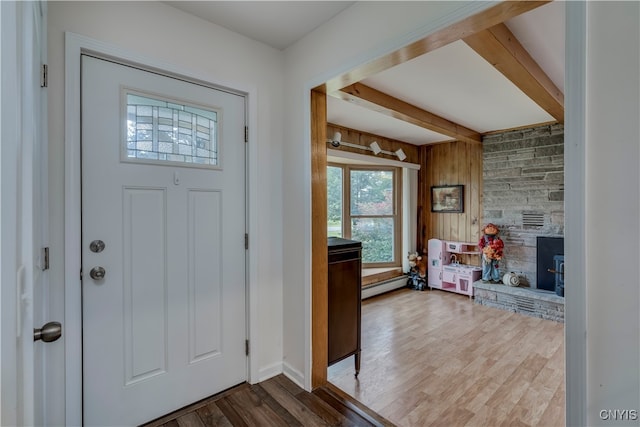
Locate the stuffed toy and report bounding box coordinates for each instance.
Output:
[408,252,419,269]
[406,251,427,290]
[478,223,504,283]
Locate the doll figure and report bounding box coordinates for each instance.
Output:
[478,223,504,283]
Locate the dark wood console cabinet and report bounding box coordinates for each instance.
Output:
[327,237,362,377]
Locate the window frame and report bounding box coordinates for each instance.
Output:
[328,162,402,268]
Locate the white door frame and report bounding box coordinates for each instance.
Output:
[1,1,48,425]
[64,32,260,425]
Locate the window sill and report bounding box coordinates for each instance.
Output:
[362,267,404,287]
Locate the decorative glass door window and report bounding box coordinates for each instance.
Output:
[125,91,220,167]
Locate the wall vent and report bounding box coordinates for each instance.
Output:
[522,212,545,228]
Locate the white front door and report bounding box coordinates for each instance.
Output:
[81,55,247,426]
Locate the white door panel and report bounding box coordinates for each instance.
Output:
[81,55,246,426]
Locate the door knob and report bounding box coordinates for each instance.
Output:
[34,321,62,342]
[90,266,106,280]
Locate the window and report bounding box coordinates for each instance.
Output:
[327,164,401,267]
[125,91,219,167]
[327,166,343,238]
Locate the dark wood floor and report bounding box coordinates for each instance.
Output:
[142,374,394,427]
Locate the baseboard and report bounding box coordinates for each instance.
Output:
[362,276,407,299]
[257,362,283,383]
[282,362,305,390]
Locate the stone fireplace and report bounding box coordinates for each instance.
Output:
[473,124,565,322]
[481,123,564,287]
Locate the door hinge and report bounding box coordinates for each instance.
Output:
[245,233,249,250]
[41,247,50,270]
[41,64,48,88]
[244,126,248,143]
[245,339,250,356]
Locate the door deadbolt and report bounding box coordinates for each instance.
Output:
[89,240,105,253]
[34,321,62,342]
[90,266,106,280]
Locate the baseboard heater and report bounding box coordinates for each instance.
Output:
[362,275,407,299]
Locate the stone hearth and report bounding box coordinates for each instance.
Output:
[473,280,564,322]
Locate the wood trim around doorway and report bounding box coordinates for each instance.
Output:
[310,88,328,388]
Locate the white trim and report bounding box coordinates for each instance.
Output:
[1,2,48,424]
[402,168,419,271]
[257,362,283,383]
[327,148,420,170]
[64,32,260,425]
[564,3,587,425]
[282,361,305,390]
[1,2,20,425]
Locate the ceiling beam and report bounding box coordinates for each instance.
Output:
[463,23,564,123]
[335,83,482,144]
[324,1,551,93]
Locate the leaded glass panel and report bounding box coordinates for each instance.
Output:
[125,92,219,167]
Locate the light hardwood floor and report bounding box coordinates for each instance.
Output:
[328,288,565,427]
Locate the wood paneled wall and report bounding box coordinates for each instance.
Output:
[417,141,483,261]
[327,124,419,165]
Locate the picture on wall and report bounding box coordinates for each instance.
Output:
[431,185,464,213]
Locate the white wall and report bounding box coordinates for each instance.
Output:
[47,2,284,423]
[585,2,639,425]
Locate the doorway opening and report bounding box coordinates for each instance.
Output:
[309,2,571,425]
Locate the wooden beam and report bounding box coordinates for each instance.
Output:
[335,83,482,144]
[464,23,564,123]
[325,1,551,93]
[310,89,328,389]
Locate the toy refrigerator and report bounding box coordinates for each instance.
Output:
[427,238,449,290]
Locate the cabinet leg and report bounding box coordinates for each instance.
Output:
[354,351,361,378]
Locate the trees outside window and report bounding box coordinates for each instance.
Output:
[327,164,401,267]
[327,166,343,238]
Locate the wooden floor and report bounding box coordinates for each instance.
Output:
[143,288,564,427]
[328,288,565,427]
[142,374,394,427]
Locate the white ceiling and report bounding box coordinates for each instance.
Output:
[165,1,355,50]
[166,1,565,146]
